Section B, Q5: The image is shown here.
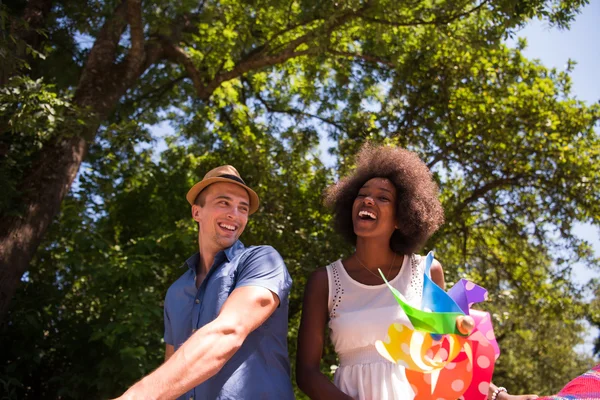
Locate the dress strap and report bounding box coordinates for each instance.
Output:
[326,261,344,319]
[405,254,427,305]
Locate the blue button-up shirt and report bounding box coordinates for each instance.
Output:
[164,240,294,400]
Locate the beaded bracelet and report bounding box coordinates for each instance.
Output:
[491,386,507,400]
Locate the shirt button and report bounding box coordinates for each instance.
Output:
[195,299,200,304]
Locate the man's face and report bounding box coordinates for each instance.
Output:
[192,182,250,252]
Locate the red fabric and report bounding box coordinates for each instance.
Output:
[538,364,600,400]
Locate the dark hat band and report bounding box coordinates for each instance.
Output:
[219,174,246,185]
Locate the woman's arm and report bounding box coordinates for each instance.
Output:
[490,382,538,400]
[296,268,353,400]
[430,259,445,290]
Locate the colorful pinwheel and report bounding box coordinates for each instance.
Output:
[375,252,499,400]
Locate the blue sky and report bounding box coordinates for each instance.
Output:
[505,1,600,354]
[506,3,600,286]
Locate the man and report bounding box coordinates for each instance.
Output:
[116,165,294,400]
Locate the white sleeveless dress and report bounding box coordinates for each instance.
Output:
[326,254,425,400]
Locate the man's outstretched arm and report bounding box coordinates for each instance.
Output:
[115,286,279,400]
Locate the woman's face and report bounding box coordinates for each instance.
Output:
[352,177,398,241]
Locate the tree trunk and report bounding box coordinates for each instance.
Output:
[0,134,89,321]
[0,77,138,322]
[0,0,155,323]
[0,72,152,323]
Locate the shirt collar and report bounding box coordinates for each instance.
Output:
[184,252,200,272]
[184,240,245,272]
[224,240,245,261]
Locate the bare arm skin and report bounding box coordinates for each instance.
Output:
[430,259,445,290]
[296,269,353,400]
[115,286,279,400]
[490,382,538,400]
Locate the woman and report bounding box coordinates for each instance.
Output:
[296,143,537,400]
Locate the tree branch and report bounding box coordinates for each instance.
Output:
[264,17,326,48]
[122,0,145,83]
[360,0,491,27]
[200,10,363,99]
[453,175,524,217]
[155,5,371,101]
[159,36,207,98]
[84,1,128,73]
[255,93,345,132]
[157,4,394,101]
[427,153,445,170]
[204,49,317,99]
[328,50,395,68]
[427,140,461,170]
[162,30,321,101]
[112,74,187,122]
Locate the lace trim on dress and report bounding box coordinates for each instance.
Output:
[329,254,423,318]
[330,262,344,319]
[407,254,423,303]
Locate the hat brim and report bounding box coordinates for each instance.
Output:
[186,177,260,214]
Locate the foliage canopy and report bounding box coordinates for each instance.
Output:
[1,0,598,398]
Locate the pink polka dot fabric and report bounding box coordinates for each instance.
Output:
[399,329,496,400]
[376,273,500,400]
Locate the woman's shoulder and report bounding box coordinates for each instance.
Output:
[315,259,343,275]
[307,264,328,283]
[309,265,329,280]
[410,253,445,288]
[302,267,331,305]
[306,259,342,291]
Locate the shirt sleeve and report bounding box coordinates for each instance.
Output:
[164,293,173,346]
[235,246,292,303]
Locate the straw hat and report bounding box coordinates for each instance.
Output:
[186,165,260,214]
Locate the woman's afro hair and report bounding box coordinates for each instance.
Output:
[324,143,445,254]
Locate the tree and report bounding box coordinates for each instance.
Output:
[1,0,599,398]
[588,280,600,356]
[0,0,591,321]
